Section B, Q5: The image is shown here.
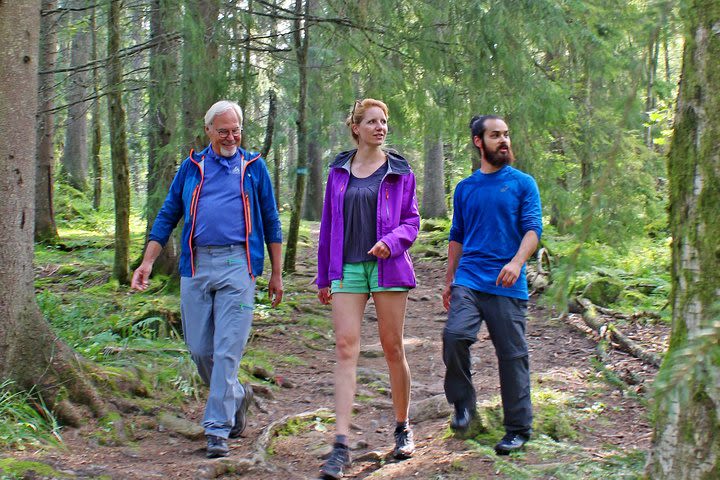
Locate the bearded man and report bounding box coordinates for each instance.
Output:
[441,115,542,455]
[132,100,283,458]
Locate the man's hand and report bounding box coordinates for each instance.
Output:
[368,241,390,259]
[442,283,453,311]
[268,272,284,307]
[131,262,153,291]
[317,287,332,305]
[496,260,522,288]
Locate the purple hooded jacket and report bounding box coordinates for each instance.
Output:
[316,149,420,289]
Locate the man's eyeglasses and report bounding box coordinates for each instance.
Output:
[216,127,242,138]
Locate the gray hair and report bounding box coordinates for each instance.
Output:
[204,100,243,127]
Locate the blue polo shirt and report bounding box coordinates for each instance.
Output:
[449,165,542,300]
[193,147,246,246]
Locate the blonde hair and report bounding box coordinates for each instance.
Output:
[345,98,389,144]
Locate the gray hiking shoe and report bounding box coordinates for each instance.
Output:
[206,434,229,458]
[320,443,351,479]
[229,383,254,438]
[393,425,415,459]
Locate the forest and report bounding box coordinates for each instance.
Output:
[0,0,718,479]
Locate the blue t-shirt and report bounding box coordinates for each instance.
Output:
[193,148,246,246]
[449,165,542,300]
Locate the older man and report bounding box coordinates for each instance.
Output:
[132,100,283,458]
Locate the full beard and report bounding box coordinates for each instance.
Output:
[484,144,514,167]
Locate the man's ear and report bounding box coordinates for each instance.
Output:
[473,135,483,153]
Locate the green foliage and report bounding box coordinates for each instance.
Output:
[543,229,671,317]
[0,381,60,450]
[653,312,720,406]
[476,435,646,479]
[463,388,580,446]
[0,458,72,479]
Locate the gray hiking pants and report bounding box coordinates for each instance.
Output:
[443,285,532,435]
[180,244,255,438]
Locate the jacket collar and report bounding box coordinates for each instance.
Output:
[329,148,411,175]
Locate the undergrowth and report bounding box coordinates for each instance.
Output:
[0,381,60,449]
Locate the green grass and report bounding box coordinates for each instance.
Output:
[0,458,74,479]
[0,381,61,450]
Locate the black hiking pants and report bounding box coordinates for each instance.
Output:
[443,285,533,435]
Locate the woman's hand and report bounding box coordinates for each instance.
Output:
[368,241,391,259]
[317,287,332,305]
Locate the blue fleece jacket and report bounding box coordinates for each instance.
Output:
[148,144,282,278]
[449,165,542,300]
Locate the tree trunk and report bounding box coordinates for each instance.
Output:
[283,0,310,273]
[303,69,322,222]
[90,5,102,211]
[146,0,180,276]
[647,1,720,478]
[645,28,660,149]
[238,0,253,150]
[127,6,146,195]
[421,133,447,218]
[60,0,91,191]
[261,89,277,159]
[0,0,104,426]
[181,0,221,152]
[303,137,323,221]
[35,0,59,242]
[107,0,131,284]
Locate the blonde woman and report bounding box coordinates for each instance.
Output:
[316,99,420,478]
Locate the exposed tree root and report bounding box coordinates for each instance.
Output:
[254,407,333,460]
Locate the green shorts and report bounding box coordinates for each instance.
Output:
[331,261,409,294]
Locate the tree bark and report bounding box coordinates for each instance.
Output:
[238,0,253,150]
[146,0,180,276]
[303,69,322,222]
[35,0,59,242]
[303,136,323,221]
[126,6,147,195]
[260,89,277,160]
[90,5,102,210]
[107,0,131,284]
[421,133,447,218]
[647,1,720,477]
[181,0,221,152]
[283,0,310,273]
[60,0,91,191]
[0,0,105,425]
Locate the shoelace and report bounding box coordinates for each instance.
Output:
[325,446,349,469]
[394,428,412,448]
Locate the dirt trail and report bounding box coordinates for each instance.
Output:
[22,245,659,479]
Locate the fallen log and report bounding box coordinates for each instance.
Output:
[592,303,663,322]
[576,297,662,367]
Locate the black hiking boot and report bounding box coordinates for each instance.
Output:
[229,383,254,438]
[206,435,229,458]
[319,442,351,479]
[449,405,476,433]
[393,425,415,459]
[494,432,530,455]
